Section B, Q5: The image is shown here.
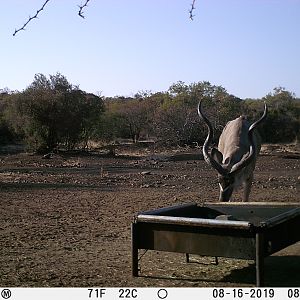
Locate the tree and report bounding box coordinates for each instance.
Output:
[94,98,128,143]
[108,97,151,143]
[154,100,200,146]
[5,73,104,152]
[244,87,300,143]
[262,87,299,143]
[78,93,105,149]
[153,81,242,146]
[0,91,17,146]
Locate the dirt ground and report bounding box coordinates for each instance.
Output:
[0,144,299,287]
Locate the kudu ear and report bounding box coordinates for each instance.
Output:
[211,148,223,164]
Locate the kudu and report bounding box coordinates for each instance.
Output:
[198,101,267,202]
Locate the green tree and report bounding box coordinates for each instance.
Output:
[244,87,299,143]
[6,73,104,152]
[262,87,299,143]
[0,90,17,146]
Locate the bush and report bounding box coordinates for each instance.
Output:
[5,73,104,152]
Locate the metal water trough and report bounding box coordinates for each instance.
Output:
[132,202,300,286]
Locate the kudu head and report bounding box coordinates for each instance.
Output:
[198,100,267,201]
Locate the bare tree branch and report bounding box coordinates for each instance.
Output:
[13,1,193,36]
[189,0,196,20]
[13,0,92,36]
[78,0,91,18]
[13,0,51,36]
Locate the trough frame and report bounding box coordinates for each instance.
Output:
[132,202,300,287]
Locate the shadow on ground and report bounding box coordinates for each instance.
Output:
[137,253,300,287]
[222,256,300,286]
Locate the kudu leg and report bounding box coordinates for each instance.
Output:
[243,175,253,202]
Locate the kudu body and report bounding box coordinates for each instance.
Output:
[198,101,267,201]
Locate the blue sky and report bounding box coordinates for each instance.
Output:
[1,0,299,99]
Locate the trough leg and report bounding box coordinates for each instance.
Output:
[255,232,265,287]
[131,222,139,277]
[186,253,190,263]
[215,256,219,265]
